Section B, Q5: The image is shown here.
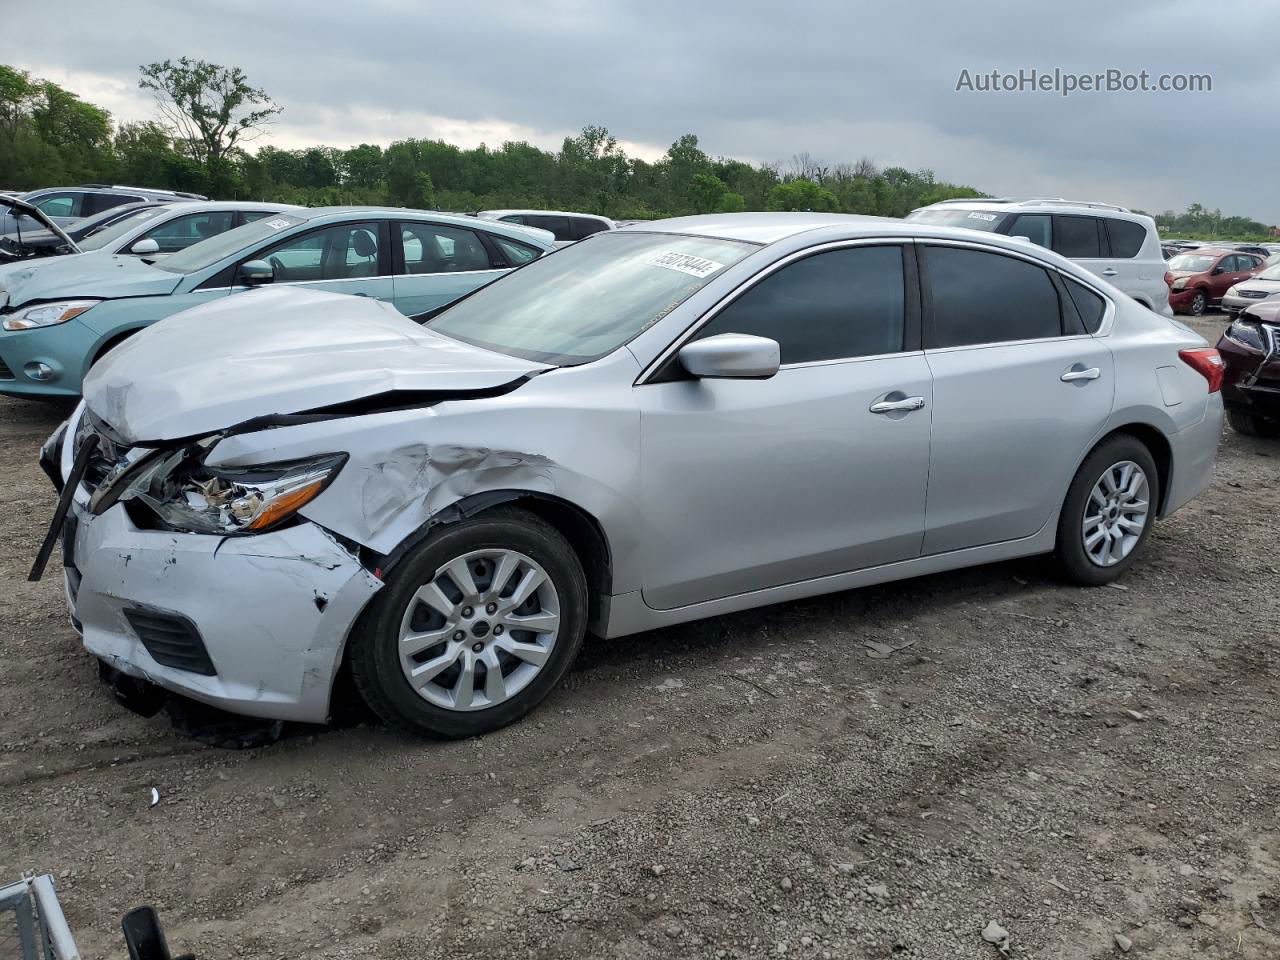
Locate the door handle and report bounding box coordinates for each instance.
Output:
[1061,366,1101,382]
[869,396,926,414]
[1102,268,1119,277]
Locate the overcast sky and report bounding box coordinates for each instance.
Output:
[5,0,1277,221]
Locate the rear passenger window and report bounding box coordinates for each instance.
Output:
[1064,277,1107,333]
[1054,216,1103,258]
[924,246,1062,347]
[570,217,609,241]
[1106,219,1147,258]
[526,215,573,242]
[92,193,143,215]
[696,246,905,364]
[1008,214,1051,248]
[491,235,541,266]
[400,223,492,274]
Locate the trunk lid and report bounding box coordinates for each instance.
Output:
[83,286,550,442]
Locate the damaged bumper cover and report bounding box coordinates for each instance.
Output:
[66,501,381,722]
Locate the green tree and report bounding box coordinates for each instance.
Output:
[767,179,837,212]
[138,58,280,175]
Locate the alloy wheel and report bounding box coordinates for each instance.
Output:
[1082,460,1151,567]
[397,548,560,711]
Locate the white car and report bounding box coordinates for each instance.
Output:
[476,209,615,246]
[907,199,1174,318]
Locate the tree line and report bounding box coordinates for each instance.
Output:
[0,59,1273,237]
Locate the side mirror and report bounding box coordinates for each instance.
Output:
[238,259,274,286]
[129,237,160,256]
[678,333,780,380]
[1211,266,1225,275]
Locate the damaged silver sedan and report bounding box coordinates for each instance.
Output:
[37,213,1224,738]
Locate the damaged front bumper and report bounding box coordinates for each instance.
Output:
[62,496,382,724]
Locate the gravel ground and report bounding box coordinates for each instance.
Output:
[1,313,1276,960]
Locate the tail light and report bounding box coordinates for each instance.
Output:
[1179,348,1224,393]
[1164,271,1174,288]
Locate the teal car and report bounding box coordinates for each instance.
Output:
[0,207,555,400]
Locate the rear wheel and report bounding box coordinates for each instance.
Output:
[349,507,588,739]
[1055,435,1160,586]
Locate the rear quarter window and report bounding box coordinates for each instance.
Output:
[1064,277,1107,333]
[1106,219,1148,258]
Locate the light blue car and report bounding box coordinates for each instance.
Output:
[0,207,555,400]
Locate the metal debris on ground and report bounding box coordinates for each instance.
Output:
[148,787,160,808]
[981,919,1011,955]
[863,637,917,659]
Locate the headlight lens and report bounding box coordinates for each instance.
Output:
[1226,285,1239,297]
[1225,320,1265,351]
[104,449,347,535]
[1171,278,1188,291]
[2,299,99,331]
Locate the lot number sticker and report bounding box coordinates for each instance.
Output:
[967,212,998,222]
[263,218,293,230]
[646,251,725,279]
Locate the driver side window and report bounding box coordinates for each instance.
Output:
[259,222,381,281]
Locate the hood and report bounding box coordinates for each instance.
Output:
[1242,301,1280,324]
[83,286,551,442]
[0,253,180,309]
[0,195,79,255]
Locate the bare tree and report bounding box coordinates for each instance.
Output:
[139,58,280,171]
[853,156,878,179]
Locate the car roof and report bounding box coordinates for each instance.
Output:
[478,209,613,222]
[617,212,905,244]
[914,198,1149,222]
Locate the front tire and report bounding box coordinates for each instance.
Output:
[1188,289,1208,317]
[1228,409,1280,437]
[350,507,588,739]
[1055,435,1160,586]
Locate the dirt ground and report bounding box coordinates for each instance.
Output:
[1,313,1276,960]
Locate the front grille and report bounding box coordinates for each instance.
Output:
[0,355,12,379]
[1240,290,1269,299]
[124,608,216,676]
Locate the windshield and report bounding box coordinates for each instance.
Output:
[905,208,1007,231]
[1168,254,1217,272]
[79,207,174,251]
[428,232,755,364]
[156,213,306,274]
[69,203,150,240]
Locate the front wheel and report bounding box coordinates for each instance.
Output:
[1188,289,1208,316]
[1055,436,1160,586]
[349,507,588,738]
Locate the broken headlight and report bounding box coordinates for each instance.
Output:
[103,448,347,535]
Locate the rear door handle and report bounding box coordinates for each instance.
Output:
[869,396,926,414]
[1102,268,1119,277]
[1061,366,1101,382]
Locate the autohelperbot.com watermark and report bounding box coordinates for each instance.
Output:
[955,68,1212,97]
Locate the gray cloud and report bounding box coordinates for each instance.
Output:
[7,0,1278,220]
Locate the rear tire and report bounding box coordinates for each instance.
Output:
[1055,435,1160,586]
[349,507,588,739]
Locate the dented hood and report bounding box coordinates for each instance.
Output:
[83,286,551,442]
[0,253,180,308]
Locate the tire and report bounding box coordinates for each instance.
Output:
[1228,409,1280,437]
[1188,289,1207,317]
[349,507,588,739]
[1054,435,1160,586]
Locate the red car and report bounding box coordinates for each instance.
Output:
[1167,248,1265,316]
[1217,301,1280,436]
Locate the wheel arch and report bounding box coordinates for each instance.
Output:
[1088,423,1174,516]
[377,489,614,625]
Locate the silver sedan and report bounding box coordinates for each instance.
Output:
[45,213,1223,738]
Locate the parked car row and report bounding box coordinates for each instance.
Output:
[27,210,1226,740]
[0,198,556,399]
[0,183,206,234]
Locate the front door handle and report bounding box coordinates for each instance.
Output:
[1102,268,1119,277]
[869,396,926,414]
[1061,366,1101,382]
